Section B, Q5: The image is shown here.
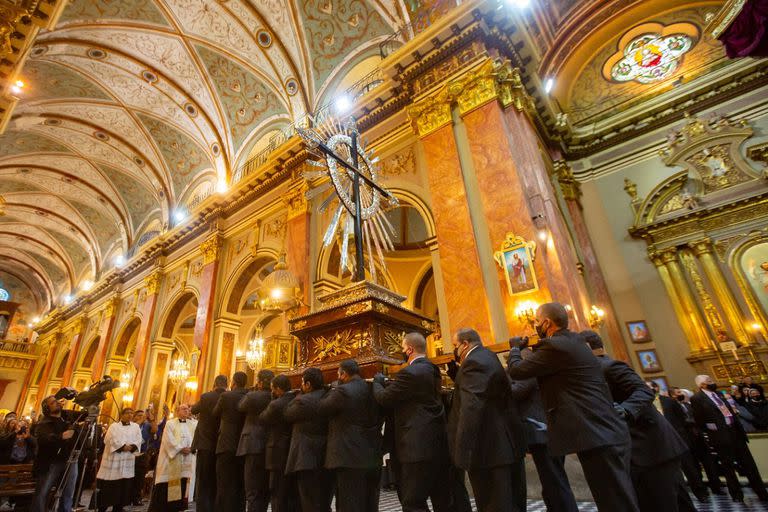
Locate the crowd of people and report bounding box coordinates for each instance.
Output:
[2,301,768,511]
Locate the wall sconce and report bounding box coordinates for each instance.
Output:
[588,305,606,328]
[122,391,134,403]
[515,300,539,329]
[531,214,548,242]
[185,378,198,391]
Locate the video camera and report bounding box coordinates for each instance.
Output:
[55,375,121,408]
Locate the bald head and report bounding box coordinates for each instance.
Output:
[403,332,426,353]
[695,374,715,391]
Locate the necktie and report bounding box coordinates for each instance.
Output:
[710,393,733,425]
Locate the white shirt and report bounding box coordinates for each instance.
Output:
[97,422,143,481]
[409,355,426,365]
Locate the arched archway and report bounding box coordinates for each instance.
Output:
[112,318,141,359]
[54,350,69,379]
[79,336,101,369]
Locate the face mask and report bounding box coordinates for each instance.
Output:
[453,347,460,360]
[676,395,685,402]
[401,349,410,362]
[535,322,547,339]
[706,383,718,392]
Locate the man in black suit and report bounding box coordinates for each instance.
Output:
[213,371,248,511]
[448,328,527,512]
[507,372,579,512]
[236,369,273,512]
[372,332,453,512]
[318,359,383,512]
[657,387,710,501]
[584,331,688,512]
[191,374,227,512]
[507,302,638,512]
[284,367,332,512]
[690,374,768,502]
[259,374,298,512]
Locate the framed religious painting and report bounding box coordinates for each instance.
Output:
[636,349,663,373]
[626,320,652,343]
[494,233,538,296]
[649,376,670,395]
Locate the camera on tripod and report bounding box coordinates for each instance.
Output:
[55,375,121,419]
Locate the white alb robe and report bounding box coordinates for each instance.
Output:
[154,418,197,501]
[96,421,143,481]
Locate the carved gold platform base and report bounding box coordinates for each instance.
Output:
[686,346,768,384]
[287,281,435,385]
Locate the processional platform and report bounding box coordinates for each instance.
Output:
[287,281,434,384]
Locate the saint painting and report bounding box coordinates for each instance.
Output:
[495,234,538,296]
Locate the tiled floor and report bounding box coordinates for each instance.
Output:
[110,488,768,511]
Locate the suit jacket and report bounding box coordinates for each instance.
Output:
[597,355,687,467]
[191,387,225,452]
[507,329,629,456]
[212,387,248,454]
[284,388,328,473]
[259,391,296,471]
[318,377,383,470]
[690,390,747,445]
[373,357,447,464]
[236,389,272,457]
[507,376,548,447]
[660,395,696,446]
[448,345,525,470]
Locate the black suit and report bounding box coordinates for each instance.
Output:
[507,374,578,512]
[373,357,453,512]
[448,346,526,512]
[236,389,272,512]
[507,329,638,512]
[690,390,768,501]
[659,396,710,498]
[284,388,332,512]
[318,376,383,512]
[259,392,298,512]
[213,387,247,512]
[191,387,224,512]
[597,355,688,512]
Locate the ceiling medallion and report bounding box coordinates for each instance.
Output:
[93,131,109,141]
[18,168,31,174]
[256,30,272,48]
[184,103,198,117]
[142,70,159,84]
[285,78,298,96]
[87,48,107,59]
[30,46,47,58]
[43,118,61,126]
[604,22,699,85]
[211,143,221,156]
[133,156,145,167]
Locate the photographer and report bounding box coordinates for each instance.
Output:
[31,396,78,512]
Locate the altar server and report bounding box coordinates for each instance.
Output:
[149,404,197,512]
[96,407,143,512]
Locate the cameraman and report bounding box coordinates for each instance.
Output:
[32,396,78,512]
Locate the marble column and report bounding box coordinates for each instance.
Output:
[285,179,312,314]
[132,270,163,406]
[554,161,629,361]
[60,316,87,387]
[193,233,222,398]
[33,333,60,411]
[15,358,37,415]
[655,248,711,352]
[426,237,453,352]
[92,296,120,381]
[689,239,751,345]
[145,340,174,411]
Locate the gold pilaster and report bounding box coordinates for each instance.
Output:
[553,160,582,203]
[200,233,222,264]
[144,271,163,296]
[652,247,711,352]
[689,239,751,345]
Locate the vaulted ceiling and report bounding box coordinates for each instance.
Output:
[0,0,407,317]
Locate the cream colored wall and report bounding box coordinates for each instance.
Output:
[576,86,768,389]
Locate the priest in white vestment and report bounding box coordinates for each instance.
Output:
[149,403,197,512]
[96,407,143,512]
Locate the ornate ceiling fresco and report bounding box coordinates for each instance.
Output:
[0,0,407,317]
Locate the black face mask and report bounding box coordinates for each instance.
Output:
[676,395,686,402]
[534,322,547,340]
[706,383,718,392]
[401,350,410,362]
[453,347,460,361]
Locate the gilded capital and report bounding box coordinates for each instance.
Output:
[553,161,581,202]
[407,93,452,138]
[104,296,120,318]
[688,238,714,256]
[284,182,310,220]
[496,64,535,113]
[200,233,222,264]
[72,316,87,335]
[650,247,679,265]
[144,271,163,296]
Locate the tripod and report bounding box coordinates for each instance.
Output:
[50,405,100,512]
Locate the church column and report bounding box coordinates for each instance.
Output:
[15,358,38,415]
[408,97,496,343]
[689,239,751,345]
[92,296,120,381]
[144,340,174,411]
[210,318,241,380]
[60,316,87,387]
[33,332,60,411]
[284,179,312,313]
[426,237,452,352]
[652,248,711,352]
[553,161,629,360]
[193,233,222,398]
[133,270,163,407]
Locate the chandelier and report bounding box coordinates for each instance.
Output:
[259,252,300,312]
[246,325,266,371]
[168,357,190,386]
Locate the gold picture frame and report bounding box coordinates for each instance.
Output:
[494,233,538,296]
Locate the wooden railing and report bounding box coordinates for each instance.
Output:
[0,341,39,355]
